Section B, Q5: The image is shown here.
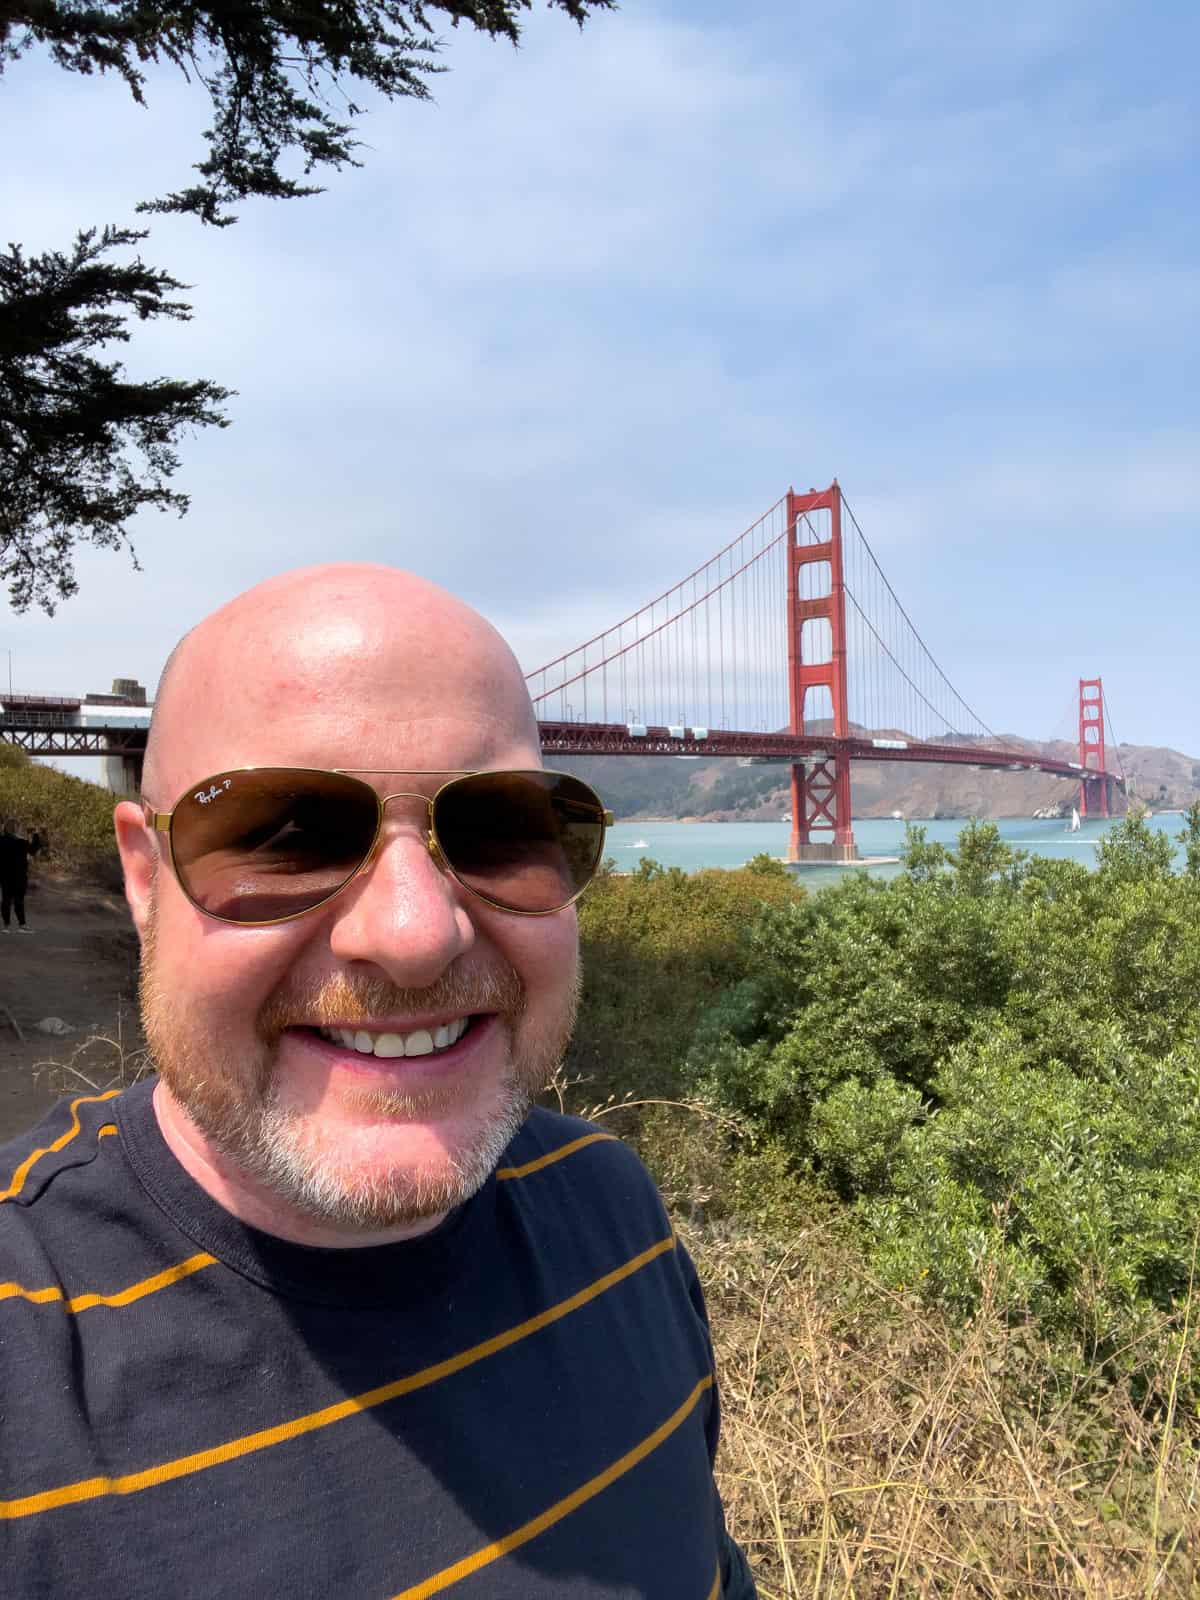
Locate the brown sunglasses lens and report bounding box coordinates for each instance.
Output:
[433,770,606,913]
[169,770,380,924]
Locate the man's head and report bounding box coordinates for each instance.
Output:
[115,565,581,1242]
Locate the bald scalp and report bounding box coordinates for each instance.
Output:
[143,564,538,801]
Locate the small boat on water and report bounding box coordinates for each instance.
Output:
[631,838,648,849]
[1067,808,1081,833]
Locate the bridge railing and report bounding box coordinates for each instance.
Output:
[1,708,79,728]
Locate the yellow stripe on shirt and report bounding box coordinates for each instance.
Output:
[0,1232,677,1521]
[0,1091,122,1203]
[0,1252,217,1315]
[495,1131,619,1182]
[0,1126,611,1322]
[390,1374,715,1599]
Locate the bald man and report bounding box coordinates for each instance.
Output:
[0,568,757,1598]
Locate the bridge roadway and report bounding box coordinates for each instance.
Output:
[2,717,1125,789]
[538,721,1124,784]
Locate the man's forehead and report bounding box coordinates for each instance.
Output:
[149,567,538,790]
[174,565,511,689]
[207,579,488,670]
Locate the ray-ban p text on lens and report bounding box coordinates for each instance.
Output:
[143,769,614,926]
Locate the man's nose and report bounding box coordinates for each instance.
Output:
[325,824,476,984]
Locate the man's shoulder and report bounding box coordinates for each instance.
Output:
[0,1088,127,1207]
[0,1088,140,1303]
[502,1106,656,1188]
[497,1106,670,1236]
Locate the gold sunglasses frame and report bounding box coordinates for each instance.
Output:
[143,768,614,926]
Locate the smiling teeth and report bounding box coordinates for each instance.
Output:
[317,1018,471,1058]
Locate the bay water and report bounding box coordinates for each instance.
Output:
[604,813,1191,887]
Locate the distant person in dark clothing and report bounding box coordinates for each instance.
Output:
[0,818,42,931]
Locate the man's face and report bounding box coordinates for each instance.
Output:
[122,588,581,1233]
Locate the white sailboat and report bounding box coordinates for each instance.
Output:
[1067,808,1081,833]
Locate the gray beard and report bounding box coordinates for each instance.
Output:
[222,1073,536,1230]
[140,924,578,1231]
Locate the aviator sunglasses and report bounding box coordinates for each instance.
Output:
[144,768,614,926]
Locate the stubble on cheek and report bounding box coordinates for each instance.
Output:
[138,901,274,1147]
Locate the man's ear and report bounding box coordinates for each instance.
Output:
[114,801,157,944]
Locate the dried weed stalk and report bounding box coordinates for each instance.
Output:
[694,1220,1198,1598]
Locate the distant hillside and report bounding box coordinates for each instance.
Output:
[549,738,1200,822]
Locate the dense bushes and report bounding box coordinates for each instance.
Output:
[567,851,803,1102]
[686,812,1200,1389]
[572,812,1200,1400]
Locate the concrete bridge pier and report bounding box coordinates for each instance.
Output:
[103,752,144,799]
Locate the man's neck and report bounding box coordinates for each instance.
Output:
[151,1080,447,1248]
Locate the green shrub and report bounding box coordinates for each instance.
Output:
[687,813,1200,1394]
[808,1076,924,1197]
[564,857,803,1106]
[724,1135,841,1238]
[0,746,118,873]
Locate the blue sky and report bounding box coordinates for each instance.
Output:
[2,0,1197,762]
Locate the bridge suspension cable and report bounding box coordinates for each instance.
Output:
[527,486,1012,751]
[1101,688,1128,784]
[838,492,1009,747]
[525,496,792,735]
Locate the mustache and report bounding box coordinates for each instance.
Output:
[258,966,526,1039]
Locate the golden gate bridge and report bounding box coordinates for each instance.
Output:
[2,482,1124,861]
[527,482,1123,860]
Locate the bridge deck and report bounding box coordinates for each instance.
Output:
[2,719,1122,788]
[536,722,1123,784]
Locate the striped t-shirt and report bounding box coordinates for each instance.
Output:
[0,1080,755,1597]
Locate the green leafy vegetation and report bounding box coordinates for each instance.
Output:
[567,853,804,1103]
[0,745,117,872]
[672,816,1200,1398]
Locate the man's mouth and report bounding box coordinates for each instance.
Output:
[311,1017,474,1060]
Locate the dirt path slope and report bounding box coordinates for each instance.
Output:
[0,873,142,1144]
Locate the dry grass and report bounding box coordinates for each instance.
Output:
[692,1219,1199,1598]
[32,1004,152,1098]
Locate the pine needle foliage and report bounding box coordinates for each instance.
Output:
[0,225,232,612]
[0,0,616,225]
[1,1,612,608]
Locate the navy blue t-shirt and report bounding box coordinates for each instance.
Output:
[0,1081,756,1597]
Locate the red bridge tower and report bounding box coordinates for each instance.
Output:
[787,483,855,862]
[1078,677,1111,818]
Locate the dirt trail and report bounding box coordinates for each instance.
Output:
[0,872,142,1145]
